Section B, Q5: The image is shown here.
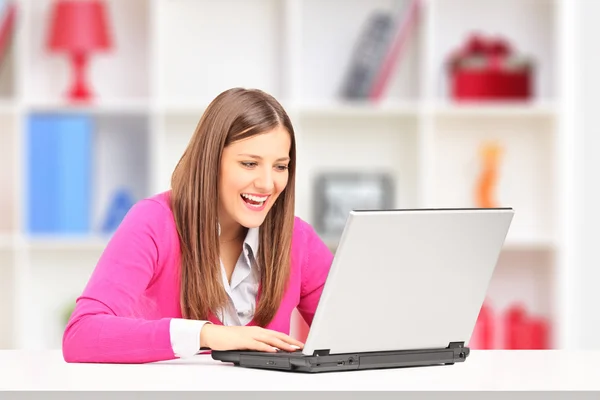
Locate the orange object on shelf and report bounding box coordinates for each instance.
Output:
[475,141,503,208]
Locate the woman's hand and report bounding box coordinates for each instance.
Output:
[200,324,304,353]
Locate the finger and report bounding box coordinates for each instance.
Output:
[271,331,305,348]
[248,340,277,353]
[267,337,299,352]
[257,334,300,352]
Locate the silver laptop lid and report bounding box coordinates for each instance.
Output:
[303,208,514,355]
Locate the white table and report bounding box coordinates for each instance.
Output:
[1,350,599,394]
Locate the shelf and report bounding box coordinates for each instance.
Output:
[433,101,557,118]
[158,113,198,192]
[25,99,152,115]
[297,101,420,117]
[24,236,110,251]
[159,102,208,116]
[0,249,15,349]
[503,237,556,252]
[0,100,18,113]
[0,234,15,249]
[0,112,16,234]
[324,233,556,254]
[0,0,580,351]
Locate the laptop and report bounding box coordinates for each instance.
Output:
[212,208,514,373]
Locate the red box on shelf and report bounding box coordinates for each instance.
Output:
[451,69,531,100]
[447,33,534,101]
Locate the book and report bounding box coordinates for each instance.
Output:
[369,0,421,101]
[0,1,16,68]
[27,114,93,234]
[339,11,395,100]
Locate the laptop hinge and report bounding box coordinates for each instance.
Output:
[312,349,330,356]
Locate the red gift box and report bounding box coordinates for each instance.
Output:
[503,304,550,349]
[447,33,533,101]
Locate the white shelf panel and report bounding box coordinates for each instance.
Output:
[24,236,110,252]
[0,100,17,113]
[159,102,208,116]
[503,236,556,252]
[433,102,557,118]
[324,224,556,254]
[157,0,284,104]
[297,100,420,117]
[0,249,15,349]
[28,248,103,349]
[0,112,16,234]
[25,100,152,115]
[0,234,16,249]
[158,113,198,193]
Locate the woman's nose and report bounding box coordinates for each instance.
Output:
[255,169,275,191]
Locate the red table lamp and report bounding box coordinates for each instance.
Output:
[47,0,113,102]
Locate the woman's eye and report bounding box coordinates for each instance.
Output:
[275,165,289,171]
[241,162,257,168]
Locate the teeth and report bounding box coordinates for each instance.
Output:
[241,193,268,203]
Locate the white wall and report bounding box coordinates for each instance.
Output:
[572,0,600,349]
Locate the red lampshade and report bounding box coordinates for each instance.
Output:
[47,0,112,53]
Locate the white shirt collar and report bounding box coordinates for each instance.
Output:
[243,226,259,257]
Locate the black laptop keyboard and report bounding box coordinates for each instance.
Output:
[276,348,302,353]
[239,348,303,356]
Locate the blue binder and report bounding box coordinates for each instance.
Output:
[27,114,92,234]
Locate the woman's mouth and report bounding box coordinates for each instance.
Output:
[241,193,270,211]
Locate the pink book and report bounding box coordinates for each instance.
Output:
[369,0,421,102]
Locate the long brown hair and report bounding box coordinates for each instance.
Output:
[170,88,296,327]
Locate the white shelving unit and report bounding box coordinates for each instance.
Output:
[0,0,579,350]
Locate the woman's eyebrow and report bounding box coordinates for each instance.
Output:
[237,154,290,162]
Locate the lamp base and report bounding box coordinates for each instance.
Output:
[66,52,94,103]
[68,82,93,102]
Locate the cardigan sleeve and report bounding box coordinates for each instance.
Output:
[62,199,177,364]
[296,222,334,326]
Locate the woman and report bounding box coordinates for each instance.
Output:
[62,88,334,364]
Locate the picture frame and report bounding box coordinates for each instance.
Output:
[312,172,395,238]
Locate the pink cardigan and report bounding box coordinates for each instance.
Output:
[62,191,334,364]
